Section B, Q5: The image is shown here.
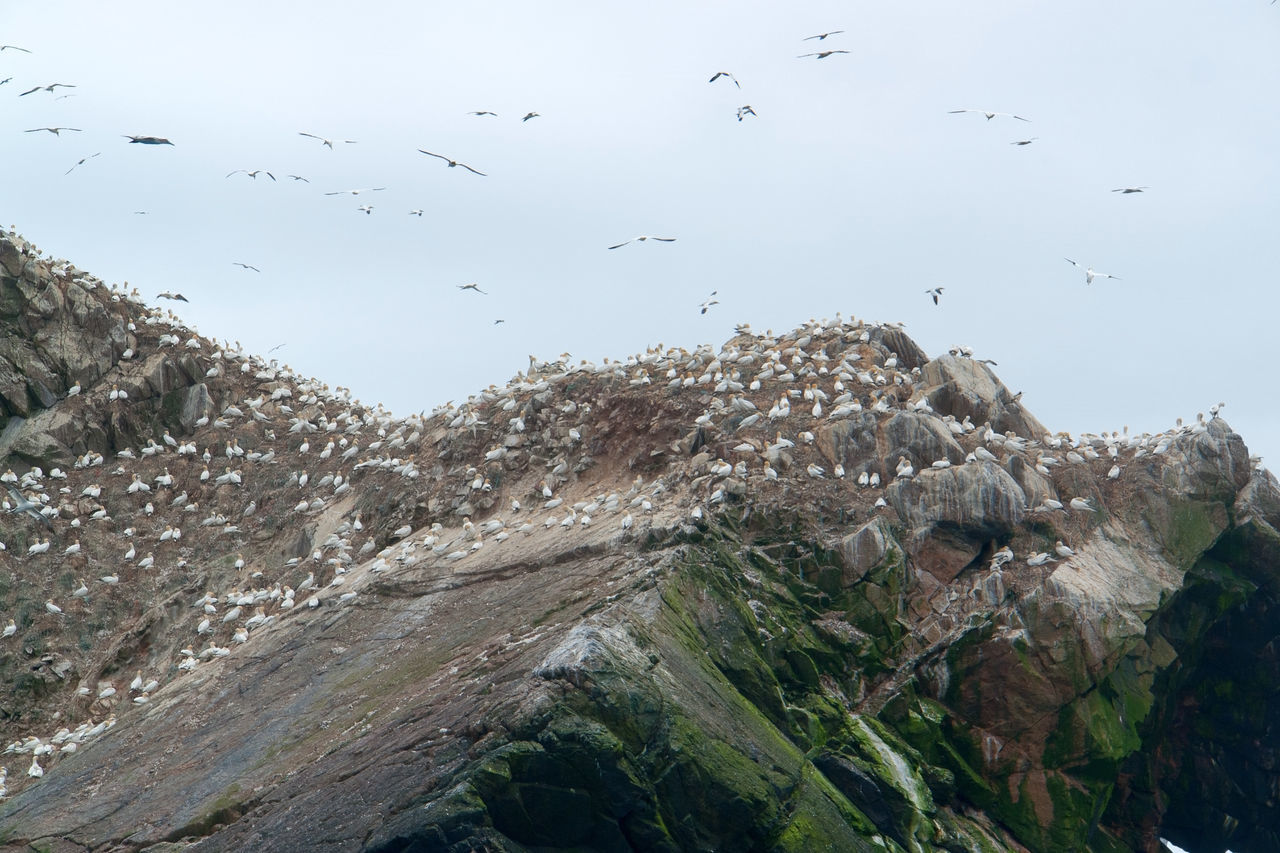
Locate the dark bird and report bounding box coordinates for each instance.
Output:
[798,50,850,59]
[226,169,275,181]
[409,209,424,216]
[298,131,356,148]
[1112,186,1148,194]
[286,174,310,182]
[522,112,541,122]
[458,283,487,294]
[4,485,52,529]
[356,204,374,214]
[736,105,757,122]
[124,135,173,145]
[0,45,32,53]
[1010,138,1038,146]
[324,187,386,195]
[468,110,499,117]
[608,236,676,250]
[418,150,486,175]
[232,263,260,272]
[157,291,189,302]
[709,72,740,88]
[19,82,75,96]
[0,77,10,86]
[699,291,719,315]
[64,152,100,175]
[803,31,845,41]
[949,109,1030,122]
[494,319,505,325]
[926,287,944,305]
[25,127,81,135]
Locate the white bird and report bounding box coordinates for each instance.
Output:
[1054,540,1075,558]
[298,131,356,149]
[1070,497,1095,512]
[608,236,676,250]
[949,109,1031,122]
[1065,258,1121,284]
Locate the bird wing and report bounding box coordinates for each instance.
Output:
[226,170,245,177]
[18,86,39,96]
[298,132,323,141]
[1064,258,1081,268]
[418,149,448,162]
[607,240,632,250]
[650,237,676,242]
[458,163,486,176]
[1012,114,1031,122]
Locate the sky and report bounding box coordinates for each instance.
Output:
[4,1,1280,463]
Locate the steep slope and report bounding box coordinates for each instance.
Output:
[1,226,1279,852]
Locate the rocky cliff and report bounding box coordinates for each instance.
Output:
[0,226,1278,852]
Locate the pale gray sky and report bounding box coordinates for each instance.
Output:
[5,2,1280,460]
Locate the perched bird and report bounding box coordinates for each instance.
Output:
[709,71,740,88]
[457,283,488,294]
[298,132,356,148]
[797,50,850,59]
[925,287,943,305]
[157,291,189,301]
[948,109,1030,122]
[608,235,676,250]
[123,135,174,145]
[418,150,486,175]
[232,262,260,272]
[25,127,82,135]
[1112,186,1149,194]
[736,105,757,121]
[803,30,845,40]
[226,169,275,181]
[1065,258,1121,284]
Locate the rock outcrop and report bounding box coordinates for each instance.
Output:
[1,226,1278,852]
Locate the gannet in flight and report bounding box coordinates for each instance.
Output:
[608,236,676,250]
[286,174,310,182]
[1010,138,1038,145]
[232,262,260,272]
[709,72,740,88]
[925,287,943,305]
[1065,258,1121,284]
[124,135,173,145]
[324,187,386,195]
[25,127,82,135]
[803,31,844,41]
[157,291,189,302]
[949,109,1030,122]
[356,204,374,214]
[699,291,719,314]
[299,132,356,148]
[798,50,850,59]
[522,112,541,122]
[64,152,101,175]
[458,283,488,294]
[4,485,52,528]
[736,105,757,121]
[467,110,499,116]
[409,209,424,216]
[226,169,275,181]
[418,150,486,175]
[1112,186,1148,194]
[19,82,75,96]
[0,44,32,52]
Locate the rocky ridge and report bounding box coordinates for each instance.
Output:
[0,226,1278,851]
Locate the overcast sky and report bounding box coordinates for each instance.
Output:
[4,2,1280,462]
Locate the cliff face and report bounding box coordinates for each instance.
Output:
[1,226,1279,852]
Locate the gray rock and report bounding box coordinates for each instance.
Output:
[917,354,1048,441]
[886,460,1026,534]
[839,517,899,584]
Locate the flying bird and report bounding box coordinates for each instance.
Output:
[324,187,386,195]
[19,82,76,96]
[1112,186,1148,194]
[25,127,81,135]
[226,169,275,181]
[709,72,740,88]
[0,77,10,86]
[699,291,719,314]
[409,209,424,216]
[926,287,943,305]
[1010,138,1038,146]
[356,204,374,214]
[299,132,356,148]
[232,263,260,272]
[124,135,173,145]
[949,109,1030,122]
[608,236,676,250]
[5,485,52,529]
[494,319,505,325]
[1065,258,1121,284]
[64,152,100,175]
[157,291,189,302]
[418,150,486,175]
[467,110,499,116]
[798,50,850,59]
[0,45,32,53]
[458,283,487,294]
[286,174,310,182]
[803,30,844,40]
[522,112,541,122]
[736,105,757,122]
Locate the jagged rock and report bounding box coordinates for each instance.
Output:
[839,517,899,585]
[877,410,966,472]
[886,460,1026,534]
[917,354,1047,440]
